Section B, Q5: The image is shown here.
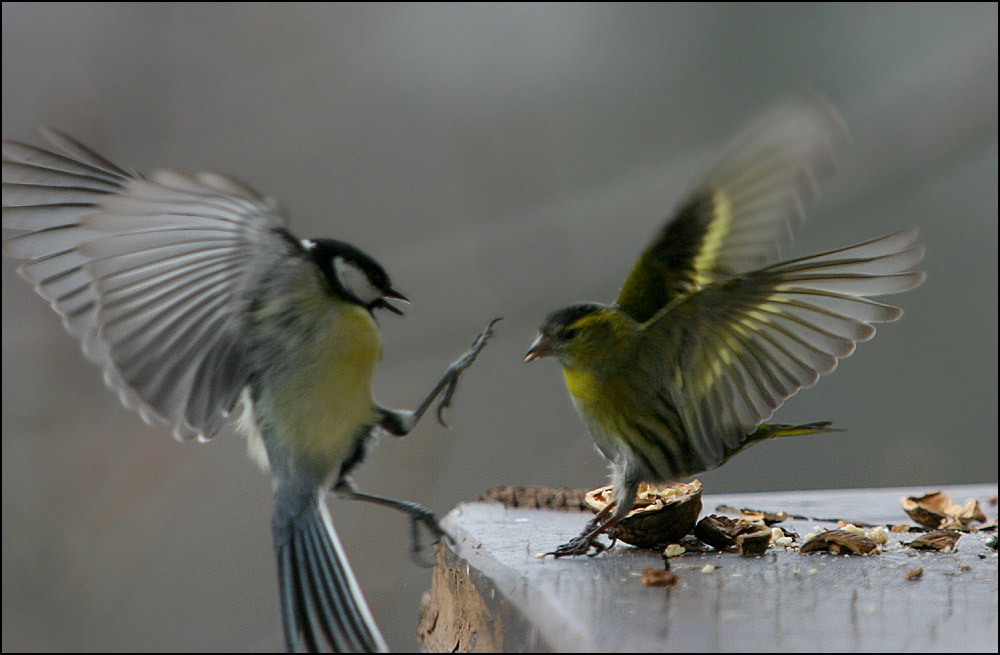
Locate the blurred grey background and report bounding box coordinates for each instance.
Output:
[2,3,997,652]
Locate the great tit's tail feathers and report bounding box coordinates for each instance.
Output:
[273,492,387,653]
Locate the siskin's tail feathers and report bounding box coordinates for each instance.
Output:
[753,421,845,440]
[273,491,387,653]
[717,421,843,468]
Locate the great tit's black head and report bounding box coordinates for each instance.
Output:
[304,238,408,315]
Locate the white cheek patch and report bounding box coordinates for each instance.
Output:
[333,256,383,305]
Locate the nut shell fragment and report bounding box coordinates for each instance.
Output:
[641,567,678,587]
[800,529,878,555]
[908,530,961,551]
[901,491,987,530]
[693,514,762,552]
[586,481,702,549]
[904,567,924,581]
[676,534,714,553]
[736,529,773,556]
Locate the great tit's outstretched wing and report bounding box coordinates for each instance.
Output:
[636,229,924,472]
[615,93,846,323]
[2,128,301,441]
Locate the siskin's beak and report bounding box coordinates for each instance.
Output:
[522,333,552,363]
[378,288,410,316]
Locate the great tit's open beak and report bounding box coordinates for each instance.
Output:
[378,288,410,316]
[522,333,551,363]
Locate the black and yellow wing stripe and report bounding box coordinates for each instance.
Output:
[639,229,925,469]
[616,93,846,323]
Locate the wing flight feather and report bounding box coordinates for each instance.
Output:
[640,229,925,467]
[2,129,301,440]
[617,93,847,323]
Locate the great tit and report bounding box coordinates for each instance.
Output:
[522,94,925,557]
[1,128,498,651]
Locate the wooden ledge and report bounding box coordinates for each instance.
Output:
[419,483,998,652]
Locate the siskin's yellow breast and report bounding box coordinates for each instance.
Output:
[562,363,635,430]
[562,365,601,406]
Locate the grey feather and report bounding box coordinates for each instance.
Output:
[1,130,296,441]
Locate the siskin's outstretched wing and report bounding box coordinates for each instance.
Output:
[616,93,846,323]
[637,229,925,471]
[2,128,304,441]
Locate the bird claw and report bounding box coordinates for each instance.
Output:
[435,318,502,426]
[544,502,619,558]
[545,532,611,558]
[435,379,458,427]
[408,506,454,567]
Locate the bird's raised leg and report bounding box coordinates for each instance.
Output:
[335,318,500,565]
[378,317,501,435]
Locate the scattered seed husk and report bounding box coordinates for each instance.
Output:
[908,530,961,551]
[735,508,790,525]
[716,505,875,527]
[770,527,796,548]
[475,486,590,511]
[904,567,923,581]
[586,481,702,549]
[839,523,867,536]
[867,526,889,545]
[663,543,686,558]
[641,567,678,587]
[774,526,798,540]
[800,529,878,555]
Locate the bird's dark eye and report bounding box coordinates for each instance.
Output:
[561,328,577,340]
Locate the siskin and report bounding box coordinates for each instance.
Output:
[522,94,925,556]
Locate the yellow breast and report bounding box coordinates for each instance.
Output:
[562,365,601,406]
[562,364,635,431]
[273,302,381,471]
